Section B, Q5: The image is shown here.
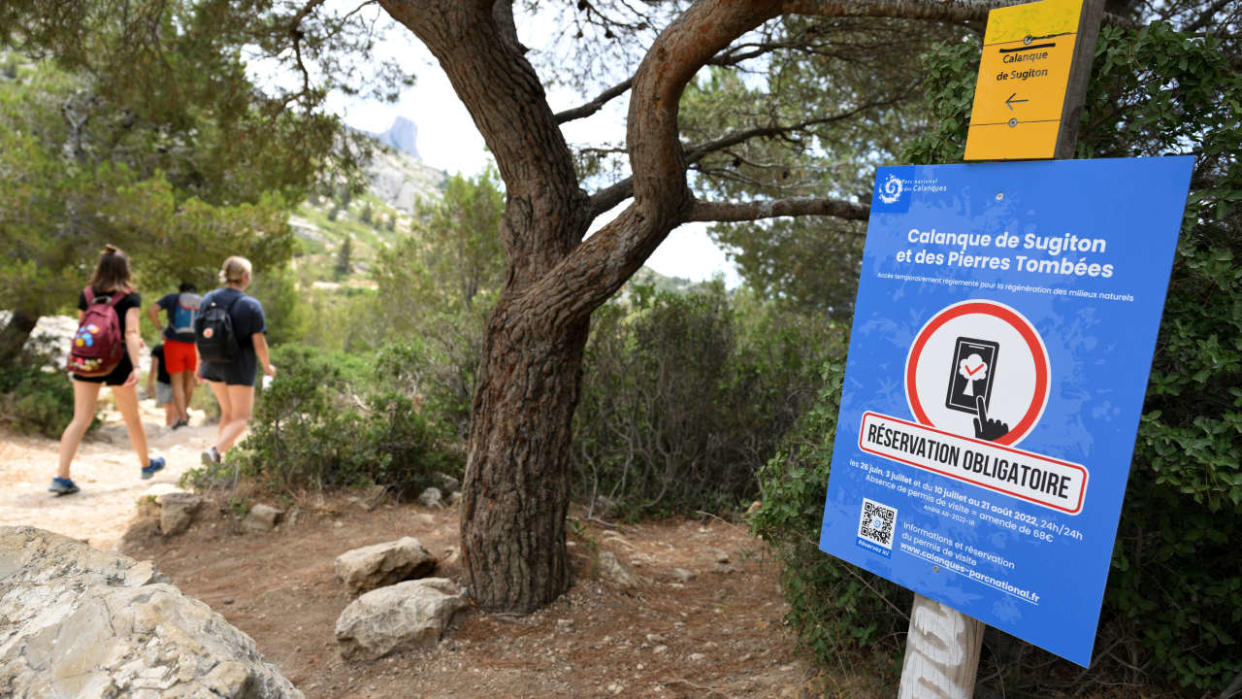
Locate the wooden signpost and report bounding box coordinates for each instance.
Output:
[964,0,1104,161]
[898,0,1103,695]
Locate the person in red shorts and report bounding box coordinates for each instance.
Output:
[146,282,201,428]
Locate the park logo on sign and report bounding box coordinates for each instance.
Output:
[873,165,949,213]
[878,174,904,204]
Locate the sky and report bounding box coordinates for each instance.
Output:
[324,10,741,287]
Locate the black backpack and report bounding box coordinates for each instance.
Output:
[195,293,242,362]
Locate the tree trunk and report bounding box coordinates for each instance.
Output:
[460,299,590,611]
[378,0,998,615]
[0,310,39,365]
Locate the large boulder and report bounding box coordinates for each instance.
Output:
[334,537,437,596]
[334,578,466,661]
[0,526,301,698]
[158,492,205,536]
[242,503,283,533]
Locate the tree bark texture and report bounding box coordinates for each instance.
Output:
[380,0,597,611]
[461,304,589,610]
[377,0,1000,613]
[0,310,39,365]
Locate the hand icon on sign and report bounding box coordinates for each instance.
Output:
[958,353,988,396]
[973,396,1010,442]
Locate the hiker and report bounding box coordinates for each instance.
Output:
[148,342,178,427]
[196,256,275,466]
[146,282,201,427]
[53,244,165,495]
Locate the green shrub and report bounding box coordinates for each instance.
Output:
[762,24,1241,695]
[375,335,478,442]
[574,283,841,518]
[203,345,462,498]
[0,342,94,437]
[750,360,911,682]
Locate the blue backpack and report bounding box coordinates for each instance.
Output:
[171,292,201,335]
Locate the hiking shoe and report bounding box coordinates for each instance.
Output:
[201,447,221,467]
[49,477,80,495]
[141,456,166,480]
[171,418,188,430]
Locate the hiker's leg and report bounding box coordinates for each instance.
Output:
[178,370,196,421]
[57,380,102,479]
[164,402,177,426]
[214,384,255,453]
[208,380,233,440]
[112,382,149,468]
[171,370,188,422]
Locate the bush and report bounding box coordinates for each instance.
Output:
[374,338,476,441]
[204,345,462,499]
[761,24,1242,695]
[573,283,842,518]
[0,341,93,437]
[750,360,912,683]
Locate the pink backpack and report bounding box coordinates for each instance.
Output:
[66,287,127,377]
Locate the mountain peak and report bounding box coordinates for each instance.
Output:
[377,116,420,159]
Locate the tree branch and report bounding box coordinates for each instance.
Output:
[1182,0,1235,34]
[289,0,331,104]
[491,0,526,56]
[690,196,868,222]
[533,0,788,324]
[588,95,896,218]
[555,78,634,124]
[781,0,998,22]
[784,0,1134,27]
[684,98,901,162]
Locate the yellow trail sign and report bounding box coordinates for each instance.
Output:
[965,0,1088,161]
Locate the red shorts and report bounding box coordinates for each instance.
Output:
[163,339,198,374]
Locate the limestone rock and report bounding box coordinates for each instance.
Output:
[597,550,641,589]
[417,487,444,509]
[334,537,438,596]
[243,503,283,533]
[158,492,205,536]
[0,526,300,698]
[669,568,695,583]
[431,472,460,493]
[334,577,467,660]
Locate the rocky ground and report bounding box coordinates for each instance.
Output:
[0,398,878,698]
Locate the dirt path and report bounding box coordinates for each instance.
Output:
[1,400,850,697]
[0,398,216,549]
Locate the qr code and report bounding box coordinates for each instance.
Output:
[858,498,897,549]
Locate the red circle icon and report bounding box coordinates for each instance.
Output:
[905,300,1049,445]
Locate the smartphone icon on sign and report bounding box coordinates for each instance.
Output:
[946,337,999,414]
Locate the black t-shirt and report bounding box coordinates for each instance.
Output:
[151,344,171,384]
[198,287,267,386]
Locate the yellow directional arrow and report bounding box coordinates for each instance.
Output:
[965,0,1087,161]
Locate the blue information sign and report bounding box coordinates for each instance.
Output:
[819,156,1194,666]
